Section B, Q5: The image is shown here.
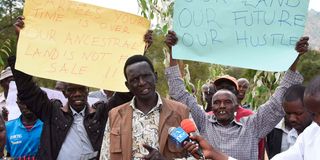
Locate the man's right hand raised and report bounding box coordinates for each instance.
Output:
[14,16,25,38]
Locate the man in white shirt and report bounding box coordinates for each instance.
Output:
[271,75,320,160]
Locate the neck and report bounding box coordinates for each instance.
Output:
[70,105,86,113]
[135,94,158,114]
[218,118,234,126]
[21,115,37,126]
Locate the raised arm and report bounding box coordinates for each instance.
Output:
[163,31,207,132]
[249,37,308,138]
[8,57,53,122]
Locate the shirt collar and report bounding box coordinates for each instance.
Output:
[130,92,163,114]
[18,116,42,129]
[99,89,107,96]
[70,106,86,116]
[207,114,243,126]
[275,118,291,133]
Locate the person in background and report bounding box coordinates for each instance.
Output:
[237,78,251,109]
[267,84,312,158]
[89,89,115,103]
[271,75,320,160]
[0,67,14,120]
[54,81,65,92]
[5,100,43,159]
[202,82,216,113]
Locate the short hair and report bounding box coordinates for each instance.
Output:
[305,75,320,96]
[237,78,249,85]
[212,89,238,106]
[123,55,154,80]
[283,84,305,103]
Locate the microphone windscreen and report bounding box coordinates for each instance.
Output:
[180,119,197,133]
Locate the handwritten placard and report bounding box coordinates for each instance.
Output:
[173,0,309,71]
[16,0,150,92]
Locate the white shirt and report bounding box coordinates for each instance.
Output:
[287,128,298,147]
[274,118,291,152]
[271,122,320,160]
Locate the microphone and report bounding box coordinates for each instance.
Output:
[168,127,189,145]
[180,119,204,159]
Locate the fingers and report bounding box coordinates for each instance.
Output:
[295,36,309,54]
[165,30,178,47]
[143,144,156,153]
[143,144,164,160]
[183,141,200,159]
[144,30,153,44]
[14,16,25,28]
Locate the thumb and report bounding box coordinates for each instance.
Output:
[143,144,155,153]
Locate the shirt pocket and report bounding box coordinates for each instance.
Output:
[110,127,122,153]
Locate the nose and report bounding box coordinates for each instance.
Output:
[288,114,298,124]
[138,76,146,86]
[218,102,226,109]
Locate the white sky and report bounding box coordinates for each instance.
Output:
[309,0,320,11]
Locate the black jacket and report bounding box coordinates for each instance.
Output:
[266,128,283,159]
[9,60,108,160]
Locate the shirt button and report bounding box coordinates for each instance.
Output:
[65,124,68,128]
[89,126,92,129]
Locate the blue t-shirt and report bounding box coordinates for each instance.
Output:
[5,116,43,158]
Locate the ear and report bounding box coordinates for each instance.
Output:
[154,72,158,83]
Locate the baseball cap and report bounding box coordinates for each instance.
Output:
[213,75,239,91]
[0,67,13,81]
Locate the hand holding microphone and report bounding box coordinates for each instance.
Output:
[180,119,230,160]
[180,119,205,159]
[168,119,205,159]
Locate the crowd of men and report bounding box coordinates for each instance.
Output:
[0,17,318,160]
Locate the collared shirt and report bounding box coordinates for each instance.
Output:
[100,93,162,160]
[57,106,94,160]
[5,116,43,158]
[287,128,298,147]
[274,118,291,152]
[165,65,303,160]
[271,122,320,160]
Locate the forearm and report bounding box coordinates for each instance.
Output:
[9,59,52,121]
[165,65,207,131]
[253,69,304,137]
